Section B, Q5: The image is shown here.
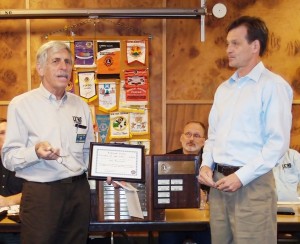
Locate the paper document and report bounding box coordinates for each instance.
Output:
[114,181,144,219]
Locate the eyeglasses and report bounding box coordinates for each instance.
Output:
[184,132,205,139]
[54,153,81,172]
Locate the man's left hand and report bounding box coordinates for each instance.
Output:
[215,173,242,192]
[106,177,126,189]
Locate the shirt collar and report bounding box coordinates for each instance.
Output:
[38,83,68,102]
[229,61,265,84]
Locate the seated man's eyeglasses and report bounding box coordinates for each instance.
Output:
[184,132,204,139]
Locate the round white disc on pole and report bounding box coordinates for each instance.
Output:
[212,3,227,18]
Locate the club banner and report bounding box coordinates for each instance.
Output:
[96,114,110,143]
[126,40,146,65]
[97,40,120,79]
[130,111,149,135]
[124,69,149,103]
[74,40,96,68]
[119,80,146,112]
[78,71,97,102]
[98,82,117,113]
[109,112,131,139]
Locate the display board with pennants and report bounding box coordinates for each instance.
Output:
[49,36,151,155]
[50,36,151,222]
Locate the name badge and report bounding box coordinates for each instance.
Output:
[282,163,291,169]
[76,134,87,143]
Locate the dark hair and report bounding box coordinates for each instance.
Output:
[227,16,269,56]
[0,118,7,124]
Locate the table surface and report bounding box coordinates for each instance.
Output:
[89,204,300,232]
[167,205,300,223]
[1,205,300,233]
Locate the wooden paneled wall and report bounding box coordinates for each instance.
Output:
[1,0,300,154]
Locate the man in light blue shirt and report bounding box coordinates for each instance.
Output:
[198,16,293,244]
[274,148,300,202]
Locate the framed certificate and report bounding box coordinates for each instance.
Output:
[88,142,145,182]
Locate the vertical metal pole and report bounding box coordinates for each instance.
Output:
[111,231,114,244]
[162,0,167,153]
[200,0,205,42]
[26,0,31,91]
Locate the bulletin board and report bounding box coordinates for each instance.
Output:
[48,36,152,222]
[49,36,151,155]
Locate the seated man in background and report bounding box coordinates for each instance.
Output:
[168,121,206,155]
[0,118,23,243]
[273,148,300,202]
[158,121,211,244]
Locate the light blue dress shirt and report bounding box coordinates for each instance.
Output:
[2,84,95,182]
[273,149,300,202]
[202,62,293,186]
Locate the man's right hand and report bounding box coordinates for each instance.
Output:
[35,141,60,160]
[198,165,216,188]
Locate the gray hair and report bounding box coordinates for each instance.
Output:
[36,41,72,67]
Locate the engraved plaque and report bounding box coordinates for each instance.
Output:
[96,155,153,221]
[153,154,200,209]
